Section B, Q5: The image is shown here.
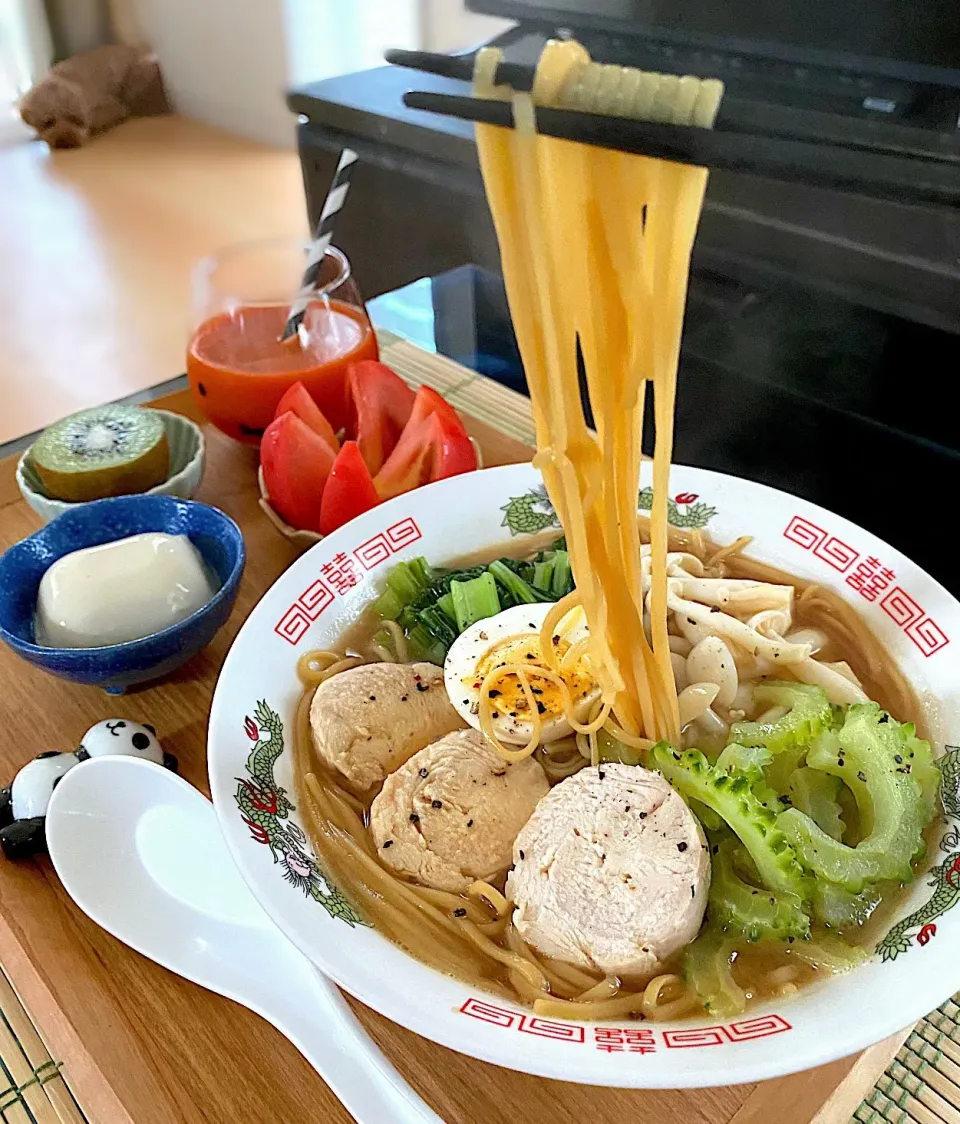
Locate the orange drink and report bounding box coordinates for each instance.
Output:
[187,241,377,443]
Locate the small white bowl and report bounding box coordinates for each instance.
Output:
[16,410,206,524]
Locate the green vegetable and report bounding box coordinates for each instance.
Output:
[376,549,564,663]
[689,799,724,832]
[416,605,457,651]
[450,573,501,632]
[436,592,457,625]
[788,767,846,842]
[785,932,867,975]
[682,926,746,1018]
[404,624,446,666]
[812,881,883,930]
[709,839,810,942]
[778,704,934,891]
[373,557,435,619]
[487,559,552,605]
[716,742,781,809]
[373,585,404,620]
[652,744,812,900]
[909,730,941,822]
[596,728,644,766]
[730,682,834,754]
[550,550,573,598]
[531,559,554,594]
[716,743,773,777]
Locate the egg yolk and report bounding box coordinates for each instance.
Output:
[470,633,593,720]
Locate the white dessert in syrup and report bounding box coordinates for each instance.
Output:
[35,532,218,648]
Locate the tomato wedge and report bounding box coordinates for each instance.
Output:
[275,382,339,451]
[319,440,380,536]
[373,386,477,501]
[261,411,337,531]
[346,360,415,475]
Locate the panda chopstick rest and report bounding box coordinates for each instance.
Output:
[0,719,178,859]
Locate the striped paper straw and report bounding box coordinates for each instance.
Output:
[279,147,358,342]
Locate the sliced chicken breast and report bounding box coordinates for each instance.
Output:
[370,728,549,892]
[506,763,709,978]
[310,662,464,790]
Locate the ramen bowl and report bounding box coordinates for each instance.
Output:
[208,461,960,1087]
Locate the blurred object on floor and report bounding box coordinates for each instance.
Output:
[0,115,306,444]
[19,43,167,147]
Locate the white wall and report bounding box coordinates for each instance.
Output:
[124,0,296,147]
[109,0,511,148]
[420,1,513,52]
[285,0,419,89]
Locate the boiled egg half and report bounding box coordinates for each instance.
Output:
[443,602,601,746]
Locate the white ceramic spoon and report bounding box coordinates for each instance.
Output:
[45,755,443,1124]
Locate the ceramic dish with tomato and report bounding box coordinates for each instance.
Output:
[260,361,478,539]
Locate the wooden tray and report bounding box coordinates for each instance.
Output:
[0,377,903,1124]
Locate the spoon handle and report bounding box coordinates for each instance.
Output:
[251,974,445,1124]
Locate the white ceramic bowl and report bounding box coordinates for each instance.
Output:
[208,462,960,1087]
[17,410,206,523]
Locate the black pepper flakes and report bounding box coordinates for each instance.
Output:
[493,769,506,778]
[894,754,903,764]
[536,701,547,714]
[598,770,606,780]
[466,819,474,827]
[710,606,721,614]
[677,841,688,852]
[409,813,420,823]
[519,850,525,860]
[368,695,376,701]
[400,695,408,703]
[691,885,696,897]
[416,682,429,693]
[383,840,393,848]
[488,689,501,698]
[454,908,467,918]
[639,811,647,819]
[419,768,429,778]
[857,770,867,783]
[432,799,443,809]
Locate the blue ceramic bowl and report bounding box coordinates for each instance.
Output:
[0,495,245,693]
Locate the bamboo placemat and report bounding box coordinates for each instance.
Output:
[0,332,956,1124]
[0,968,86,1124]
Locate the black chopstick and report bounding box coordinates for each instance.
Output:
[386,47,960,168]
[401,89,960,209]
[385,48,532,91]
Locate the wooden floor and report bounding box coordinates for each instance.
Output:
[0,116,306,444]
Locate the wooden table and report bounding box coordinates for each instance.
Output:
[0,388,903,1124]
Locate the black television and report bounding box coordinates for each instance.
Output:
[469,0,960,89]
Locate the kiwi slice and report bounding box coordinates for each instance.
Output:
[31,406,170,502]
